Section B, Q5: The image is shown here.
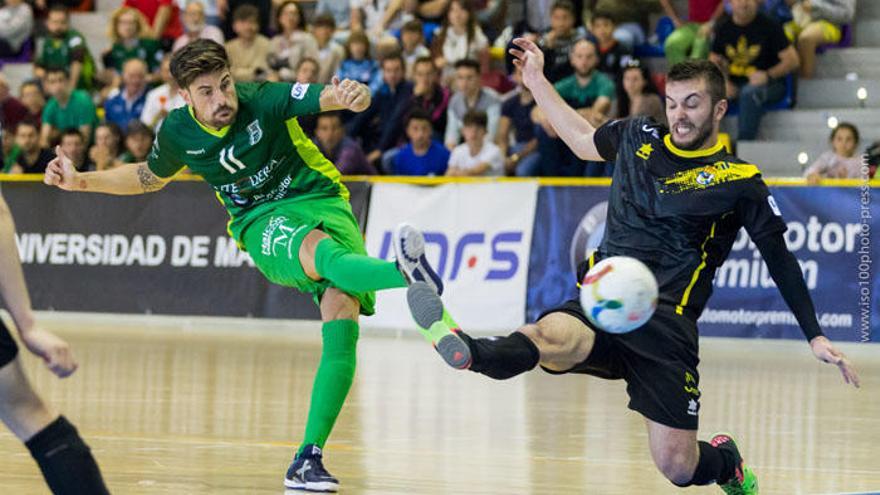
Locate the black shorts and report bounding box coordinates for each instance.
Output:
[539,300,701,430]
[0,318,19,368]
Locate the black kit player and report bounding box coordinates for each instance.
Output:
[0,193,110,494]
[401,39,861,494]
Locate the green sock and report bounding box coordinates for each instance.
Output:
[298,319,359,455]
[314,237,407,293]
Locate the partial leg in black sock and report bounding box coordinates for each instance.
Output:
[460,332,540,380]
[672,440,737,487]
[25,416,110,495]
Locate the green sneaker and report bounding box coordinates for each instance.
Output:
[710,432,758,495]
[406,281,472,369]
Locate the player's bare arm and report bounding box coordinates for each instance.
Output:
[320,76,371,113]
[508,37,604,162]
[43,145,171,195]
[753,233,860,387]
[0,194,77,377]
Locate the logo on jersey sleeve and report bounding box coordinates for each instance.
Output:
[767,195,782,216]
[291,83,309,100]
[636,143,654,160]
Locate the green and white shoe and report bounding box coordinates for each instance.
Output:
[406,281,471,370]
[710,432,758,495]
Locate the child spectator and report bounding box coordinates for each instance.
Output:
[172,0,224,52]
[225,4,273,82]
[314,112,376,175]
[432,0,489,82]
[497,66,539,176]
[392,109,450,176]
[338,31,381,90]
[102,7,163,90]
[312,14,345,84]
[103,58,149,130]
[591,10,633,80]
[88,122,124,171]
[410,56,450,140]
[0,0,34,57]
[40,68,97,148]
[9,122,54,174]
[140,55,185,130]
[804,123,864,182]
[785,0,856,78]
[34,6,96,91]
[269,1,319,82]
[447,110,503,176]
[540,0,584,83]
[615,60,665,124]
[120,121,154,162]
[401,20,431,80]
[444,58,500,150]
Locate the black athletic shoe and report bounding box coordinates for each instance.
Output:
[284,445,339,492]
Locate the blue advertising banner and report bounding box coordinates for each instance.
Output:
[526,185,880,342]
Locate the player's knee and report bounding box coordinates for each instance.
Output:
[654,448,697,486]
[320,288,360,322]
[300,229,331,280]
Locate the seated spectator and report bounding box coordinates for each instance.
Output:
[172,0,224,52]
[58,127,88,171]
[101,7,163,92]
[591,10,634,80]
[785,0,855,79]
[314,112,376,175]
[140,55,185,130]
[710,0,799,141]
[296,57,320,84]
[392,109,450,176]
[8,122,54,173]
[0,0,34,57]
[175,0,221,28]
[497,67,539,176]
[338,31,381,91]
[315,0,352,32]
[444,58,500,150]
[350,0,408,44]
[662,0,725,66]
[0,75,27,132]
[104,59,150,130]
[432,0,489,83]
[269,1,319,82]
[88,122,125,171]
[401,20,431,80]
[19,80,46,125]
[533,39,614,176]
[615,60,665,124]
[804,122,864,183]
[34,6,96,91]
[124,0,183,49]
[221,0,271,40]
[120,121,154,162]
[313,14,345,84]
[226,5,274,82]
[40,68,97,148]
[589,0,663,52]
[539,0,583,83]
[348,53,413,165]
[447,110,503,176]
[410,56,450,141]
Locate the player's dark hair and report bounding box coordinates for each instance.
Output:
[453,58,480,73]
[462,110,487,129]
[667,60,726,105]
[170,39,230,89]
[551,0,576,17]
[406,107,432,126]
[232,4,259,23]
[402,19,424,35]
[830,122,860,144]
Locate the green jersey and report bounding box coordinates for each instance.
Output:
[104,38,163,73]
[147,81,347,242]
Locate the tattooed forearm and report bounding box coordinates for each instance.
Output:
[137,164,164,192]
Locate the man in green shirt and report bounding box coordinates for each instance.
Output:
[40,68,97,150]
[44,39,439,493]
[34,5,96,91]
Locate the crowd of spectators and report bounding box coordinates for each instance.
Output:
[0,0,874,180]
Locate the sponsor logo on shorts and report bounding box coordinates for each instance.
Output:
[261,216,307,258]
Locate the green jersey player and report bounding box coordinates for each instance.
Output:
[44,39,440,493]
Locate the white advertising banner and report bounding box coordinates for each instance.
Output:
[363,182,538,331]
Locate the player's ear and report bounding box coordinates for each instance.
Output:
[714,98,728,122]
[179,87,192,106]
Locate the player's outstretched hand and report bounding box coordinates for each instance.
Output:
[509,37,546,91]
[43,145,79,191]
[810,336,860,388]
[21,327,78,378]
[332,76,370,113]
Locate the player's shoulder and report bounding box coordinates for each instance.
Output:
[156,107,191,142]
[607,115,666,142]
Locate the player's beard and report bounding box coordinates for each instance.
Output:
[672,116,714,151]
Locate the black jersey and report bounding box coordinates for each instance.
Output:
[581,116,787,322]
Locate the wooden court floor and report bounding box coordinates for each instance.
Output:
[1,314,878,495]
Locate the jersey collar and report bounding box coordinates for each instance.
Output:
[663,134,725,159]
[188,106,231,138]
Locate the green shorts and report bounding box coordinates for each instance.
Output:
[240,196,376,316]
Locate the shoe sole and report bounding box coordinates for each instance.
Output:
[393,223,443,295]
[407,282,471,369]
[283,478,338,492]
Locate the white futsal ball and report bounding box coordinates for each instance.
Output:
[579,256,658,334]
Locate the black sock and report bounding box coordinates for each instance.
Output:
[25,416,110,495]
[674,441,737,486]
[460,332,540,380]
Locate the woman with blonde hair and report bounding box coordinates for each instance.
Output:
[100,6,163,91]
